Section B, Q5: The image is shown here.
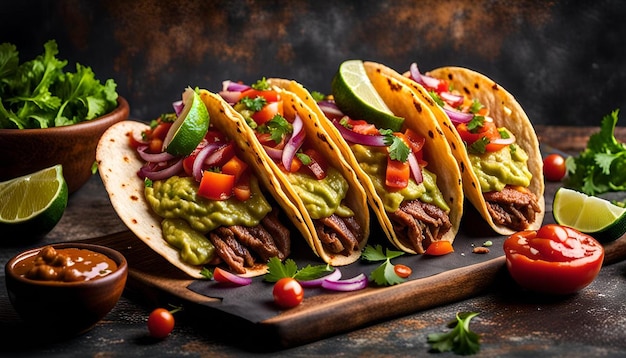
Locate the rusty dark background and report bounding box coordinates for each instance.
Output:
[2,0,625,126]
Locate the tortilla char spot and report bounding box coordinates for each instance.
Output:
[428,130,434,139]
[460,161,465,172]
[387,78,402,92]
[130,195,139,201]
[492,83,499,91]
[451,142,457,150]
[437,128,444,136]
[471,181,477,188]
[446,73,454,81]
[413,101,423,113]
[123,155,130,163]
[463,87,471,95]
[131,218,138,224]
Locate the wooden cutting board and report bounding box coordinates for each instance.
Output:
[83,181,626,348]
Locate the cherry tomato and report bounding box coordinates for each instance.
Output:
[503,224,604,295]
[424,240,454,256]
[543,153,567,182]
[273,277,304,308]
[394,264,412,278]
[147,308,175,339]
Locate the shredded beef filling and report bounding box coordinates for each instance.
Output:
[314,214,363,256]
[208,209,290,274]
[484,185,541,231]
[388,199,452,253]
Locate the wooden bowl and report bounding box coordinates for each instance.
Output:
[0,97,129,193]
[5,242,128,338]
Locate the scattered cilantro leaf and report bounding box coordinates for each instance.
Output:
[264,257,332,283]
[257,115,291,143]
[311,91,325,102]
[428,312,481,355]
[296,152,311,165]
[469,99,484,114]
[383,133,410,162]
[251,77,270,90]
[199,267,213,279]
[241,96,267,112]
[565,109,626,195]
[466,115,484,132]
[429,91,445,107]
[361,245,406,286]
[467,136,489,154]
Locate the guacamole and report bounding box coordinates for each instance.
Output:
[161,218,216,265]
[145,175,272,234]
[285,167,354,219]
[469,144,532,192]
[350,144,449,213]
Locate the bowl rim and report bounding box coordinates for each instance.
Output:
[0,96,129,134]
[6,242,128,287]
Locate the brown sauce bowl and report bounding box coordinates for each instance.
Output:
[5,242,128,338]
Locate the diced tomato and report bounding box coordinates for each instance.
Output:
[233,170,251,201]
[151,122,172,141]
[456,120,502,150]
[182,155,195,176]
[222,155,248,182]
[204,130,228,144]
[241,89,280,103]
[198,171,235,200]
[301,148,328,180]
[252,101,283,125]
[424,240,454,256]
[349,119,379,136]
[403,128,426,163]
[128,132,148,149]
[385,156,410,190]
[149,138,163,153]
[435,78,449,93]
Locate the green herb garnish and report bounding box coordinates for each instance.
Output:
[251,77,270,90]
[264,257,333,283]
[428,312,481,355]
[361,244,406,286]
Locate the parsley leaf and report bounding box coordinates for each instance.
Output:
[257,115,291,143]
[264,257,332,283]
[566,109,626,195]
[428,312,481,355]
[361,245,406,286]
[383,132,410,162]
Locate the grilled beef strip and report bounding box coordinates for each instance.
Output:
[388,199,452,253]
[314,214,363,255]
[484,185,541,231]
[208,209,291,274]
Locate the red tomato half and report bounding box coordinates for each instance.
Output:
[503,224,604,295]
[543,153,567,182]
[273,277,304,309]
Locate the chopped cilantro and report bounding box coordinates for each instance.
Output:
[428,312,481,355]
[257,115,292,143]
[296,152,311,165]
[429,91,445,107]
[311,91,326,102]
[466,115,485,132]
[144,178,153,188]
[241,96,267,112]
[251,77,270,90]
[467,136,489,154]
[382,132,410,162]
[469,99,484,114]
[565,109,626,195]
[264,257,333,283]
[199,267,213,279]
[361,244,406,286]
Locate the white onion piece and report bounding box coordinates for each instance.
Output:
[490,135,516,146]
[439,91,464,107]
[282,114,305,171]
[332,119,387,146]
[407,151,423,185]
[137,146,176,163]
[298,268,342,288]
[443,107,473,124]
[192,142,221,182]
[409,63,440,90]
[321,273,368,292]
[317,101,344,118]
[138,159,184,181]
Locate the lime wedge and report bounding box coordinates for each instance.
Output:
[163,87,210,156]
[553,187,626,243]
[331,59,404,132]
[0,164,68,238]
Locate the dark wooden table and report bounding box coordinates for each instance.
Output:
[3,125,626,357]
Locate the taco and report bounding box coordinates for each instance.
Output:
[213,79,370,265]
[267,70,463,255]
[97,88,296,278]
[365,61,544,235]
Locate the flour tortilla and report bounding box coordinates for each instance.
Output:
[269,76,464,254]
[200,89,370,266]
[364,62,544,235]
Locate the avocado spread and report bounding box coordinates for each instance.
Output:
[146,175,272,233]
[285,167,354,219]
[350,144,449,213]
[161,218,216,265]
[469,143,532,192]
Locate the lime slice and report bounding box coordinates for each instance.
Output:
[331,59,404,132]
[553,187,626,243]
[0,164,68,238]
[163,87,210,156]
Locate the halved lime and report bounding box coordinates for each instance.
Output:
[163,87,210,156]
[331,59,404,132]
[553,187,626,243]
[0,164,68,238]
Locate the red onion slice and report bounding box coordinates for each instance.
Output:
[318,101,345,119]
[137,146,177,163]
[321,273,368,292]
[409,63,440,90]
[223,80,250,92]
[332,119,387,146]
[192,142,221,182]
[172,100,184,116]
[442,107,474,124]
[213,267,252,286]
[298,268,342,288]
[138,159,184,181]
[282,114,305,171]
[439,91,464,108]
[407,151,423,185]
[263,145,283,161]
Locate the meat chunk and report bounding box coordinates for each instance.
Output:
[314,214,363,255]
[484,186,541,231]
[388,199,452,253]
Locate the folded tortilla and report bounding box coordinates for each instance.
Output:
[269,74,464,254]
[97,116,294,278]
[364,62,544,235]
[200,89,370,266]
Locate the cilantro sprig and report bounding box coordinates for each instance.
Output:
[264,257,333,283]
[380,129,411,162]
[565,109,626,195]
[428,312,481,355]
[361,244,406,286]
